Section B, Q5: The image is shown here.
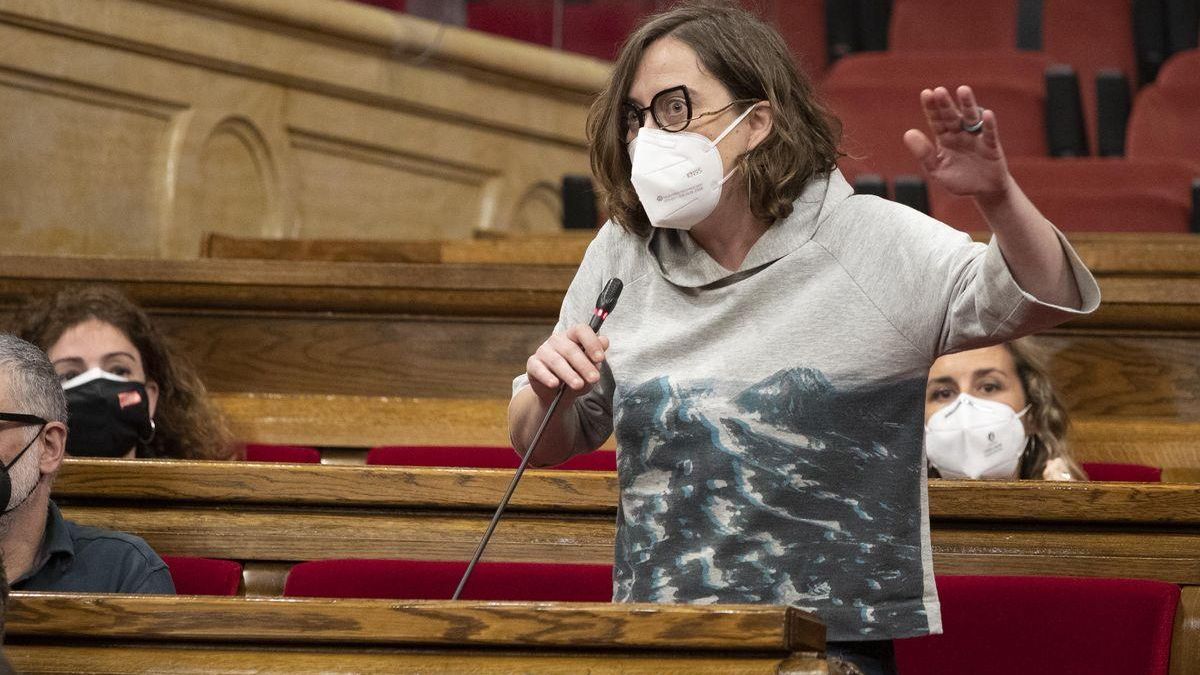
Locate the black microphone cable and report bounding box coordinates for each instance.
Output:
[452,278,623,600]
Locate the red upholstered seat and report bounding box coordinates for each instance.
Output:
[162,556,243,596]
[930,157,1197,232]
[244,444,321,464]
[1043,0,1137,152]
[284,559,614,601]
[889,0,1019,51]
[367,445,616,471]
[895,576,1179,675]
[1128,85,1200,168]
[821,52,1052,184]
[897,571,1176,672]
[1082,462,1163,482]
[1156,49,1200,90]
[889,0,1137,154]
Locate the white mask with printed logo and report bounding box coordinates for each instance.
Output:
[628,104,757,230]
[924,394,1030,480]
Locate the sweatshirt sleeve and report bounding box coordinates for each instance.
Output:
[510,226,617,455]
[818,196,1100,361]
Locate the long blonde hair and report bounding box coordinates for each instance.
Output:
[1007,339,1088,480]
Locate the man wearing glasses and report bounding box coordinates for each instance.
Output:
[0,334,173,594]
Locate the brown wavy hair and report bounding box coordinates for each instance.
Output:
[587,0,842,237]
[15,285,238,461]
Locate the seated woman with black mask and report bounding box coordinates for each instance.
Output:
[16,286,237,460]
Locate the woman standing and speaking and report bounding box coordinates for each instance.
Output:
[509,2,1099,672]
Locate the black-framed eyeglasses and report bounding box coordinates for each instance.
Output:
[0,412,48,427]
[621,85,757,138]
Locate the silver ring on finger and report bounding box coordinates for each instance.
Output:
[961,110,985,134]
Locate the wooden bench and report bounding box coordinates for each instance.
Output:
[47,458,1200,673]
[4,593,827,674]
[211,392,1200,473]
[0,240,1198,419]
[51,458,1200,584]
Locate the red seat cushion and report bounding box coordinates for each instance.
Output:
[367,445,616,471]
[244,444,321,464]
[895,576,1179,675]
[1082,462,1163,482]
[284,559,614,602]
[162,556,242,596]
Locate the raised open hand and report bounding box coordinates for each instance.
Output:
[903,85,1011,201]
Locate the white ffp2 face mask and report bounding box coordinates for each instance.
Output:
[924,394,1030,480]
[627,104,758,231]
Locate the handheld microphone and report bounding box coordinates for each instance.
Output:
[452,278,623,600]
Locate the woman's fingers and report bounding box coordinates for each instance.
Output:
[903,128,938,173]
[957,86,982,128]
[526,354,561,390]
[538,341,589,390]
[565,324,608,364]
[527,323,611,398]
[980,108,1000,150]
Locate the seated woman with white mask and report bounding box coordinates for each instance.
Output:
[507,3,1100,673]
[16,285,237,461]
[925,340,1088,481]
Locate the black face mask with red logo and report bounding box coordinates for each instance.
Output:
[62,369,153,458]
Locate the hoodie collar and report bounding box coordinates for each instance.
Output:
[647,169,853,288]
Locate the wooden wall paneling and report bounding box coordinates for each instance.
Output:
[1031,334,1200,419]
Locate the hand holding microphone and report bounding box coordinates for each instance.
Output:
[525,279,622,404]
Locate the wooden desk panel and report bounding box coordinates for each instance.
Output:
[208,392,1199,467]
[4,594,827,675]
[52,460,1200,583]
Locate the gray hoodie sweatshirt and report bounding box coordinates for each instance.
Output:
[513,169,1100,640]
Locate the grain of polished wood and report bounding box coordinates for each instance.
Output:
[53,459,619,512]
[5,593,824,652]
[52,459,1200,522]
[4,646,826,675]
[50,460,1200,583]
[204,232,597,266]
[1171,586,1200,675]
[58,504,616,564]
[1,249,1199,414]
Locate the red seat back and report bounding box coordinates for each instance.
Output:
[1044,0,1137,152]
[367,445,616,471]
[162,556,243,596]
[244,444,321,464]
[931,157,1196,232]
[822,52,1051,183]
[895,576,1179,675]
[284,559,614,602]
[1128,85,1200,168]
[1082,462,1163,482]
[889,0,1019,51]
[1156,49,1200,90]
